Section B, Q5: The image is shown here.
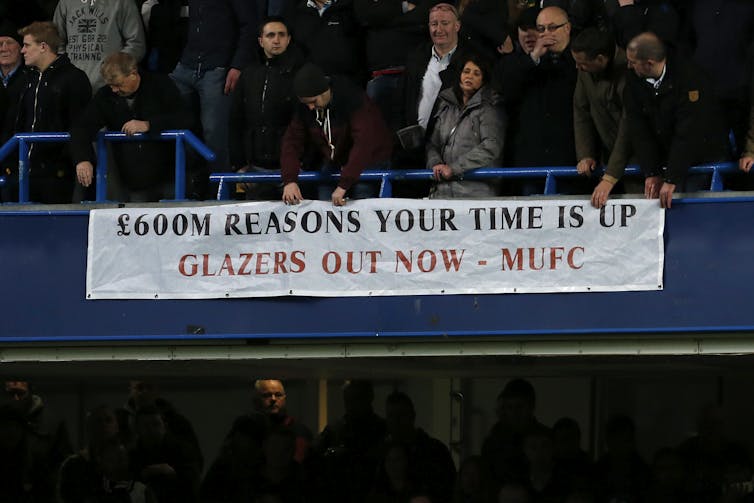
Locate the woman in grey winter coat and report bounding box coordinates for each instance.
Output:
[426,55,505,198]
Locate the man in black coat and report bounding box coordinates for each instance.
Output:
[10,21,91,204]
[494,6,578,189]
[228,17,304,200]
[71,52,191,202]
[623,32,730,208]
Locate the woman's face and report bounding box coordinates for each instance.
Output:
[460,61,484,96]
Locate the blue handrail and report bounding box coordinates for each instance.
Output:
[209,162,739,200]
[0,130,215,203]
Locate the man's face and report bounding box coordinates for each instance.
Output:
[5,381,29,401]
[299,89,331,111]
[429,9,460,51]
[259,22,291,59]
[256,380,287,415]
[572,51,608,74]
[626,50,654,78]
[0,37,21,70]
[535,9,571,54]
[518,27,538,54]
[106,70,140,97]
[21,35,44,69]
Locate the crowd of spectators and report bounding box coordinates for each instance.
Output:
[3,376,754,503]
[0,0,753,206]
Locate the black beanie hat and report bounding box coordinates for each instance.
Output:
[517,7,541,31]
[0,21,21,45]
[293,63,330,98]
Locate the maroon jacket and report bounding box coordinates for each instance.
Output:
[280,76,392,190]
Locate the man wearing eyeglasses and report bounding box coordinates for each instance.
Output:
[494,6,581,193]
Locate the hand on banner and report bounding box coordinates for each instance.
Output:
[76,161,94,187]
[591,179,614,208]
[332,186,347,206]
[659,182,676,209]
[282,182,303,204]
[644,175,662,200]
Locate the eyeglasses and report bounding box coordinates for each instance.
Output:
[536,22,568,33]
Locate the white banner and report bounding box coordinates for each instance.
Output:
[86,199,664,299]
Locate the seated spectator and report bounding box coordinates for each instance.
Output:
[4,378,72,470]
[367,441,419,503]
[644,447,687,503]
[129,404,201,503]
[314,380,387,503]
[497,482,532,503]
[116,379,202,469]
[281,63,392,206]
[453,456,495,503]
[229,17,305,201]
[623,32,730,208]
[384,391,456,503]
[70,52,191,202]
[0,403,55,502]
[570,27,637,208]
[58,405,121,503]
[426,54,504,198]
[10,21,91,203]
[252,379,312,463]
[593,414,651,503]
[482,379,548,484]
[551,417,593,495]
[201,412,268,503]
[98,438,160,503]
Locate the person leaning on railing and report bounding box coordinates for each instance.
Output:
[70,52,191,203]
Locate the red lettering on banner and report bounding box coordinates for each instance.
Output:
[238,253,254,275]
[202,254,216,276]
[256,252,271,274]
[274,252,288,273]
[290,251,306,272]
[218,254,235,276]
[394,250,464,273]
[178,254,198,276]
[501,247,586,271]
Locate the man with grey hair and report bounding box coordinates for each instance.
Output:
[623,32,729,208]
[70,52,190,201]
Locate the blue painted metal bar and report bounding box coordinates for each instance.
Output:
[0,131,215,203]
[209,162,740,200]
[18,138,29,203]
[95,133,109,202]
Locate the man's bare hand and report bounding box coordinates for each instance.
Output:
[577,158,596,176]
[282,182,303,204]
[225,68,241,95]
[591,179,615,208]
[739,156,753,173]
[659,182,676,209]
[76,161,94,187]
[332,186,347,206]
[644,175,662,199]
[122,119,150,135]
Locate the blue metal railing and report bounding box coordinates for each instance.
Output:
[0,130,215,203]
[209,162,739,200]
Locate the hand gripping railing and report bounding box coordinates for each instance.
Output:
[0,130,215,203]
[209,162,739,200]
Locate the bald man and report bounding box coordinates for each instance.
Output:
[623,32,729,208]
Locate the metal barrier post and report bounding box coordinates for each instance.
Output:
[18,138,29,203]
[174,134,187,201]
[95,133,109,202]
[543,171,557,195]
[710,167,724,192]
[379,174,392,198]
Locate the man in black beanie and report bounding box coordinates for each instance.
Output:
[280,62,393,206]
